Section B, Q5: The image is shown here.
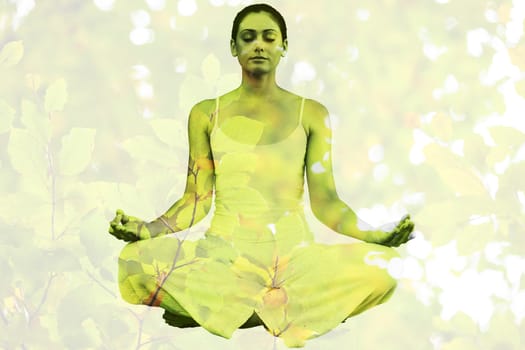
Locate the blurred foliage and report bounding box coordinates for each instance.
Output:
[0,0,523,349]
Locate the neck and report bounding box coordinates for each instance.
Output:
[239,69,280,99]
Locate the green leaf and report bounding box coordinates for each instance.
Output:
[489,125,525,149]
[58,127,96,176]
[56,284,107,348]
[149,118,185,148]
[20,99,51,142]
[44,248,81,272]
[0,99,15,133]
[441,336,479,350]
[7,128,48,184]
[424,144,486,196]
[221,116,264,145]
[217,152,258,173]
[217,73,240,93]
[0,192,51,233]
[415,196,492,245]
[456,221,493,255]
[201,53,221,83]
[178,75,214,112]
[45,78,68,113]
[221,187,269,217]
[120,135,179,166]
[79,209,115,266]
[0,40,24,67]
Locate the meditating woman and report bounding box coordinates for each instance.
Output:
[109,3,414,347]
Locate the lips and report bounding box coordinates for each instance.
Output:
[250,56,267,60]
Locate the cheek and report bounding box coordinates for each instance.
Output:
[239,46,251,56]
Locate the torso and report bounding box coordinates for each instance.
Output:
[208,88,306,145]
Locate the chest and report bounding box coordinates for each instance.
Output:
[216,99,303,145]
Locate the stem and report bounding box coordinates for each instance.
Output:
[147,168,201,306]
[85,270,117,298]
[138,335,175,347]
[29,272,56,323]
[0,308,8,326]
[271,255,279,288]
[135,317,143,350]
[46,142,57,241]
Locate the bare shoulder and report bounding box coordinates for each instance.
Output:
[191,98,216,117]
[302,98,330,135]
[188,98,217,135]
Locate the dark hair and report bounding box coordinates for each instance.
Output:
[231,3,287,42]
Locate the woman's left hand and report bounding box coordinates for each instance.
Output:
[366,214,415,247]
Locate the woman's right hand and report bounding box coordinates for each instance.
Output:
[108,209,152,242]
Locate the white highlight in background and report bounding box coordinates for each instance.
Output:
[368,144,384,163]
[145,0,166,11]
[291,61,316,85]
[93,0,114,11]
[130,28,155,45]
[178,0,197,16]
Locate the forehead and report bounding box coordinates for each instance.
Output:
[238,12,280,32]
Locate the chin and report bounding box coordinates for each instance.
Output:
[250,68,270,77]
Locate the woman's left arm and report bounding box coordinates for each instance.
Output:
[304,100,414,247]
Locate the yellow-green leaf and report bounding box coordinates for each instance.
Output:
[7,128,47,176]
[201,53,221,83]
[21,99,51,142]
[120,135,179,166]
[0,99,15,133]
[489,125,525,149]
[149,118,184,148]
[0,40,24,67]
[58,128,96,176]
[424,144,486,195]
[45,78,68,113]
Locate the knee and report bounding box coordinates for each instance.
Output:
[372,267,398,295]
[118,242,146,305]
[362,247,399,294]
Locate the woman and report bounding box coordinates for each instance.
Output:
[109,3,414,347]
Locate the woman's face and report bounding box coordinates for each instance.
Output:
[231,11,287,76]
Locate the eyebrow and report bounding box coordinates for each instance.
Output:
[239,29,278,34]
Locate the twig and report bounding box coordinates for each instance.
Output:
[46,142,57,241]
[85,270,117,298]
[29,272,57,322]
[134,317,144,350]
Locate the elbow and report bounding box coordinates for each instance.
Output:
[310,194,344,228]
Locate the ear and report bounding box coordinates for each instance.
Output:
[230,39,238,57]
[281,39,288,57]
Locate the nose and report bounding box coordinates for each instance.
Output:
[253,35,264,52]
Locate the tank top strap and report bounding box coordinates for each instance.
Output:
[298,97,305,126]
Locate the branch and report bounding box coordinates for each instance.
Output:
[28,272,57,323]
[85,270,117,298]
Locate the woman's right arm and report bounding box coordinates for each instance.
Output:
[109,100,216,241]
[145,100,216,238]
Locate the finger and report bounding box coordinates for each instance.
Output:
[124,231,138,242]
[110,213,122,225]
[389,223,411,247]
[121,213,129,225]
[395,225,414,246]
[380,230,398,247]
[387,231,404,247]
[109,227,124,241]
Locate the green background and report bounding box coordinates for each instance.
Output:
[1,0,524,348]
